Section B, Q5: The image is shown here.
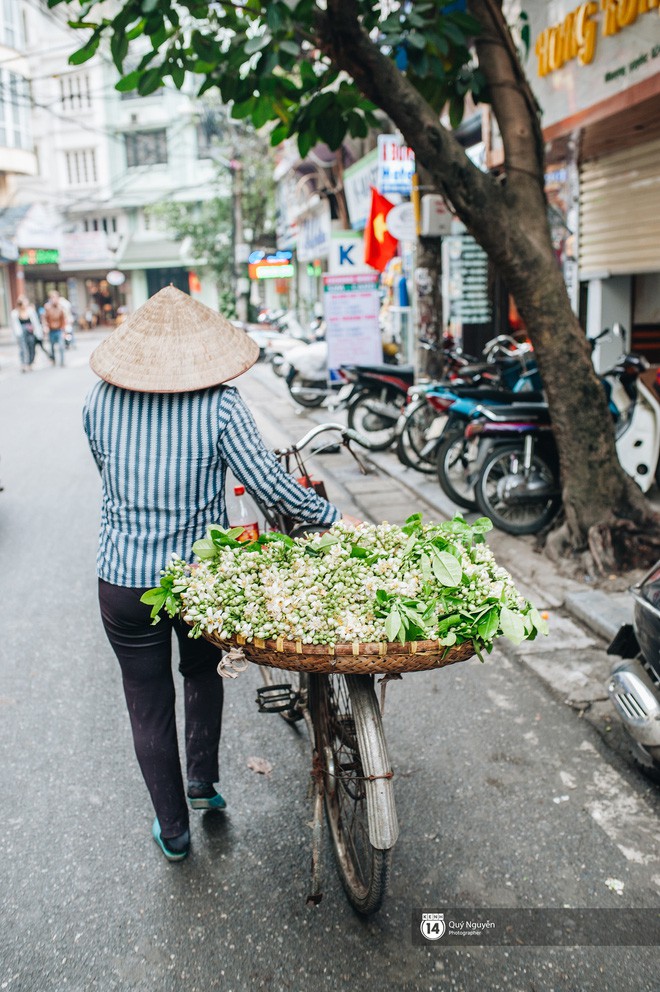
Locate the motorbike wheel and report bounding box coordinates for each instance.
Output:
[347,391,401,452]
[436,426,478,511]
[270,354,288,378]
[474,443,561,535]
[287,372,326,408]
[395,401,437,474]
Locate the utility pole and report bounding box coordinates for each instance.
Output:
[231,159,250,323]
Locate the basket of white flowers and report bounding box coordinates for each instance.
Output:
[142,514,547,675]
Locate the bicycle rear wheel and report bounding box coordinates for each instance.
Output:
[309,673,397,915]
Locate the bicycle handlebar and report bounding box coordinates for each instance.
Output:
[273,422,368,457]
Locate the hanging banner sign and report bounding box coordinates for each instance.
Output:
[323,273,382,379]
[377,134,416,195]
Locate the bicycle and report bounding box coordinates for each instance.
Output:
[251,423,398,915]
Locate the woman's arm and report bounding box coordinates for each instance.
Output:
[217,389,340,526]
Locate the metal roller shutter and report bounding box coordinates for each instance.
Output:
[579,137,660,278]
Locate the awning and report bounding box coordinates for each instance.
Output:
[118,235,198,270]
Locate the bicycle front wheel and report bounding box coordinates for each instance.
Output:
[309,674,397,915]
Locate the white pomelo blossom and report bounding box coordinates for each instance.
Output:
[144,516,547,653]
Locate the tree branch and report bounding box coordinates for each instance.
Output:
[314,0,500,226]
[469,0,545,186]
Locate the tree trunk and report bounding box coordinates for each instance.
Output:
[318,0,659,562]
[415,235,444,378]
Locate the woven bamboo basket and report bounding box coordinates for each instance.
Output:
[195,628,476,675]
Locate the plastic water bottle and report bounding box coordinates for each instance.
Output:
[229,485,260,542]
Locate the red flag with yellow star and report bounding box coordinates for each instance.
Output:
[364,187,398,272]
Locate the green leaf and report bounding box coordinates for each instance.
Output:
[245,32,272,55]
[421,553,432,581]
[137,67,163,96]
[115,71,141,93]
[431,550,463,587]
[141,0,160,12]
[499,607,526,646]
[407,30,426,50]
[279,39,300,57]
[477,606,500,642]
[69,34,100,65]
[385,609,402,642]
[473,517,493,533]
[528,607,549,637]
[192,538,217,560]
[140,587,167,605]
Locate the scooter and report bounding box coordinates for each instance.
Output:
[607,565,660,779]
[466,348,660,534]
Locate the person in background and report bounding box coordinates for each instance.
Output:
[43,290,67,367]
[82,286,361,863]
[60,293,75,348]
[11,295,42,372]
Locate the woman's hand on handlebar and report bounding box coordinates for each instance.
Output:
[341,513,363,527]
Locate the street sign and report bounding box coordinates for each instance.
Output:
[386,202,417,241]
[377,134,415,195]
[323,274,382,379]
[421,195,453,237]
[328,230,372,274]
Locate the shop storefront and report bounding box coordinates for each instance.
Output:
[518,0,660,358]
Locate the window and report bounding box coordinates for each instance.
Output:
[60,73,92,112]
[83,216,118,233]
[196,122,213,160]
[0,69,31,150]
[1,0,24,50]
[65,149,97,185]
[125,129,168,167]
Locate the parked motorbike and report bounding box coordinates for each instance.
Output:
[607,565,660,779]
[341,363,416,451]
[395,336,538,483]
[465,347,660,534]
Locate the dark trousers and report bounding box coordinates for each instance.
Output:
[98,579,224,838]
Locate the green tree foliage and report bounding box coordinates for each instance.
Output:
[53,0,486,152]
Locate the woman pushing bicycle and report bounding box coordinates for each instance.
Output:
[83,286,359,862]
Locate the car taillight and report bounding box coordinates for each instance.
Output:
[465,422,484,439]
[427,395,452,413]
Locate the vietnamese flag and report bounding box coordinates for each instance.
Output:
[364,187,398,272]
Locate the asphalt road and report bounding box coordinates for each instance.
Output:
[0,335,659,992]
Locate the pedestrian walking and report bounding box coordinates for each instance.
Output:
[10,295,42,372]
[43,291,67,366]
[82,286,358,862]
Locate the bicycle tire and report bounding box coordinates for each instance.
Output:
[309,673,397,915]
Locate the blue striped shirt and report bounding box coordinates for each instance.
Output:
[83,381,340,587]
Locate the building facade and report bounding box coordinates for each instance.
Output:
[5,0,224,323]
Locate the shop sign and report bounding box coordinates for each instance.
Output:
[328,230,372,275]
[297,204,332,262]
[60,231,109,266]
[377,135,416,196]
[534,0,659,77]
[323,273,382,378]
[248,250,294,280]
[343,149,379,230]
[517,0,660,129]
[18,248,59,265]
[442,235,492,331]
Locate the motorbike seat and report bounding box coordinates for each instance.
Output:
[342,363,416,383]
[478,402,550,422]
[445,387,545,403]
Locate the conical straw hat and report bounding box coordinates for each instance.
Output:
[90,285,260,392]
